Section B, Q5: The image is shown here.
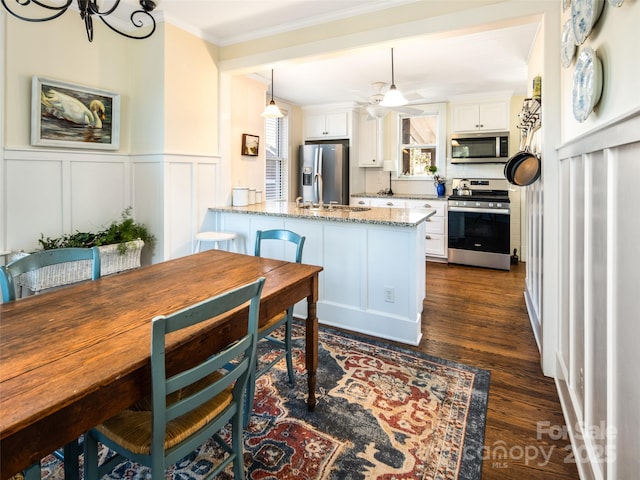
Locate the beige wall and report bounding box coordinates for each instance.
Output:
[164,24,219,156]
[3,13,133,150]
[219,0,501,63]
[2,15,220,157]
[229,75,267,193]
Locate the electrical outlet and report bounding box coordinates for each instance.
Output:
[384,287,395,303]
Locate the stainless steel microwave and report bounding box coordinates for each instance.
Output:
[450,132,509,164]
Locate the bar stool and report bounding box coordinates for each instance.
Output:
[194,231,238,253]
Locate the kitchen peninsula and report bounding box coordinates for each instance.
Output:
[206,202,434,345]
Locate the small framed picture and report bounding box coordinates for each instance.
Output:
[31,76,120,150]
[241,133,259,156]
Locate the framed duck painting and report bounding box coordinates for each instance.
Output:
[31,76,121,150]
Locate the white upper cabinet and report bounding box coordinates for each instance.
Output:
[358,113,384,167]
[304,109,350,139]
[452,100,509,132]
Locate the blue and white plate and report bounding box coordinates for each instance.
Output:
[561,19,577,68]
[571,0,605,45]
[572,47,603,122]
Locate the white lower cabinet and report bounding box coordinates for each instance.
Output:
[405,199,447,260]
[350,196,370,206]
[369,198,405,208]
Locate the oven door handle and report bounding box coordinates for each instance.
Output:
[448,206,510,215]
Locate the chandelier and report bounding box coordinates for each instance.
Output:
[1,0,157,42]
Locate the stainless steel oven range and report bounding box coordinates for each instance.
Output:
[447,178,511,270]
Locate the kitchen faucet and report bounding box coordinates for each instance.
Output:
[314,173,323,208]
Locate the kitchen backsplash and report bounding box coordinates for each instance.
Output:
[362,162,507,196]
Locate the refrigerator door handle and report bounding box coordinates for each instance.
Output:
[316,149,323,201]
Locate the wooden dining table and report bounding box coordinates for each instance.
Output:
[0,249,322,480]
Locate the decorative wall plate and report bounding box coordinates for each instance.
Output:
[572,47,603,122]
[571,0,605,45]
[607,0,623,6]
[561,19,577,68]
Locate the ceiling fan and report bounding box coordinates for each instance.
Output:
[358,82,423,119]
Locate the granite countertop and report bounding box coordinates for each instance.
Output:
[351,192,448,200]
[209,202,435,227]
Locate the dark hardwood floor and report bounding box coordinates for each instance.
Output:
[419,261,579,479]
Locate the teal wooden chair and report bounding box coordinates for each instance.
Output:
[0,247,101,302]
[83,277,265,480]
[0,246,100,480]
[245,229,305,424]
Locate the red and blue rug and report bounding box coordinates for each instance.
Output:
[40,325,489,480]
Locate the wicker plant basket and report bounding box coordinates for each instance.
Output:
[9,239,144,294]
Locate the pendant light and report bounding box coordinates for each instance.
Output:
[380,48,408,107]
[261,69,284,118]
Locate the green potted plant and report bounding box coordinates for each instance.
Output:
[38,207,155,254]
[15,208,155,294]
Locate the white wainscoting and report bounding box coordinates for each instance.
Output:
[131,153,223,262]
[524,172,543,351]
[556,108,640,480]
[3,148,131,252]
[3,148,222,264]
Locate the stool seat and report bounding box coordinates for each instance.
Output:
[194,231,238,253]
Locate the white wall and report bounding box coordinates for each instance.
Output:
[554,3,640,480]
[560,2,640,139]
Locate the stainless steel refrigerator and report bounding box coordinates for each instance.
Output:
[298,142,349,205]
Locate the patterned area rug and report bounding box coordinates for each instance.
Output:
[40,324,490,480]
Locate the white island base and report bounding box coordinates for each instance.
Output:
[207,203,431,345]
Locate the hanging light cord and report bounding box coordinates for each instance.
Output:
[270,70,275,101]
[390,48,396,87]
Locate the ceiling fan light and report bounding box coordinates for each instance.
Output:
[261,100,284,118]
[380,85,408,107]
[366,105,387,118]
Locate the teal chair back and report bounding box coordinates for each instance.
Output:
[84,277,265,480]
[244,229,305,425]
[254,229,305,264]
[0,247,101,303]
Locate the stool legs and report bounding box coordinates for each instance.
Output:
[194,237,236,253]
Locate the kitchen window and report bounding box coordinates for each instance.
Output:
[265,112,288,201]
[397,103,447,178]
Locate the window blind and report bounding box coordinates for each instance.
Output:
[265,113,288,201]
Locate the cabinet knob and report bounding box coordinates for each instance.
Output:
[358,201,365,205]
[425,235,431,240]
[424,204,431,208]
[386,202,394,206]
